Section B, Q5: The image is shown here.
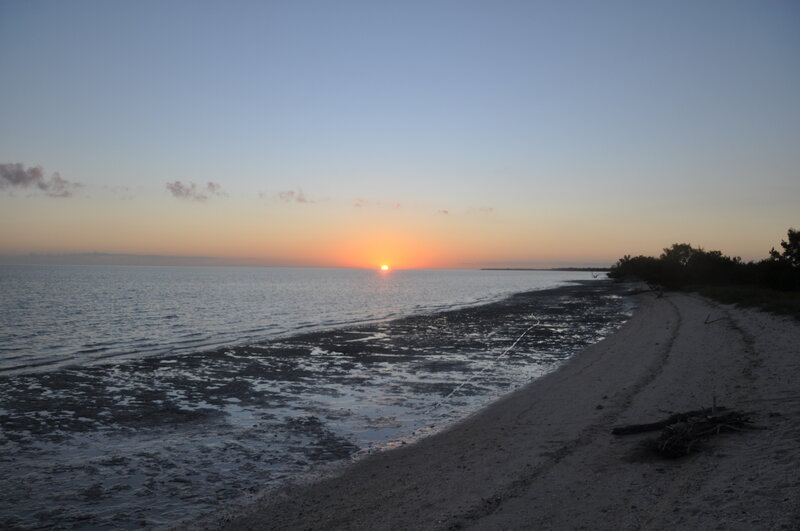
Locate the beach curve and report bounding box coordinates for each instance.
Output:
[189,291,800,530]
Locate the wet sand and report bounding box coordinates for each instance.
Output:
[192,291,800,530]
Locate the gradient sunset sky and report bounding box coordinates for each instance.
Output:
[1,1,798,269]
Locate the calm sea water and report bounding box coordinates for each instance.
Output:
[0,265,593,373]
[0,266,634,529]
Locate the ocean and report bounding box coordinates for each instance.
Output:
[0,266,634,529]
[2,265,600,374]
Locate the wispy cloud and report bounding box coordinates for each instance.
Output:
[0,162,82,197]
[206,182,224,196]
[437,209,449,215]
[277,189,314,204]
[166,181,226,201]
[354,198,402,209]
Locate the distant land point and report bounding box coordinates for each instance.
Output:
[481,267,610,272]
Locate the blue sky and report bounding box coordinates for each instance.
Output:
[1,1,798,267]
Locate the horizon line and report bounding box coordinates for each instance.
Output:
[0,252,613,270]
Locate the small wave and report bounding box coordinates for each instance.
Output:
[177,332,203,339]
[0,353,29,361]
[125,342,160,350]
[237,327,270,335]
[88,349,168,362]
[171,337,209,347]
[77,346,110,354]
[0,356,75,374]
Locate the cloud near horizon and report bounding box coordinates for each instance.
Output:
[277,189,314,204]
[166,181,226,201]
[0,163,82,197]
[354,198,402,209]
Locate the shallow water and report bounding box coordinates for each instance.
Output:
[1,266,593,373]
[0,278,634,529]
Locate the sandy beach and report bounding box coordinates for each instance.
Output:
[192,290,800,530]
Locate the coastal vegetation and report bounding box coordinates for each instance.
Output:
[608,228,800,318]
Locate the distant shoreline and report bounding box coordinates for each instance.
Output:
[481,267,610,272]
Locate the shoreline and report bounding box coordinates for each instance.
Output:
[191,290,800,530]
[1,280,633,529]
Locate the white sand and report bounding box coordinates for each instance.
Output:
[191,292,800,530]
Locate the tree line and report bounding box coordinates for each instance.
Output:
[608,228,800,291]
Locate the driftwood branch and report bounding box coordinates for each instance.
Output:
[611,408,725,435]
[612,408,753,458]
[704,313,726,325]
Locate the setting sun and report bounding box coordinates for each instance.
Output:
[380,265,390,271]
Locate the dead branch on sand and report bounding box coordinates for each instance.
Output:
[704,313,726,325]
[612,409,753,458]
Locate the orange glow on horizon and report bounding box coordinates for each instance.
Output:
[323,223,453,270]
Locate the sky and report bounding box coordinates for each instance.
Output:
[1,0,798,269]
